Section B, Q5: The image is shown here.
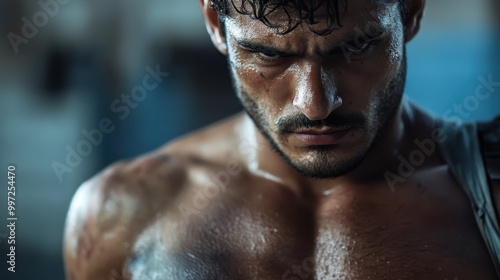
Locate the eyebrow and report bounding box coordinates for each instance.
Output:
[236,40,294,57]
[235,29,386,57]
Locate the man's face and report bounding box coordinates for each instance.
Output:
[224,1,407,178]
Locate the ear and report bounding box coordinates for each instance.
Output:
[404,0,425,42]
[199,0,228,55]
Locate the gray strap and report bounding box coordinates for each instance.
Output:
[479,116,500,181]
[439,121,500,276]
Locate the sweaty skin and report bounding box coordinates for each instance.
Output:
[64,109,498,280]
[64,0,498,279]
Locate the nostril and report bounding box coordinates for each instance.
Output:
[332,95,343,110]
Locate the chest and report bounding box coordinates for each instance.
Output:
[127,208,496,279]
[126,177,497,279]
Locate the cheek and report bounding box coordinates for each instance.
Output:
[228,50,291,115]
[386,37,403,67]
[229,49,264,93]
[342,34,404,111]
[383,26,405,79]
[338,66,383,111]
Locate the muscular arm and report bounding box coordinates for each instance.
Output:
[63,155,186,280]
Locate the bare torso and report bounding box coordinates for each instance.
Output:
[64,109,498,280]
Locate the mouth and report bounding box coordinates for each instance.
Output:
[292,127,352,145]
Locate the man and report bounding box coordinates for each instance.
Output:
[64,0,500,279]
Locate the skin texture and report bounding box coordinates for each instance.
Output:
[224,2,407,179]
[64,0,499,279]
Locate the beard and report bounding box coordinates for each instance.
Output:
[228,52,407,179]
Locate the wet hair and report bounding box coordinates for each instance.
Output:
[210,0,408,35]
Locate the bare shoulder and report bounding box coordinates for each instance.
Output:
[63,114,247,279]
[63,153,189,280]
[162,113,245,163]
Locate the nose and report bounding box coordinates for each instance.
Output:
[292,63,341,121]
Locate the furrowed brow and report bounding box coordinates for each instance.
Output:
[325,29,387,56]
[235,39,294,57]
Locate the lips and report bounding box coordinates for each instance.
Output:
[293,127,352,145]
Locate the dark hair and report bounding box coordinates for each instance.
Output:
[210,0,408,35]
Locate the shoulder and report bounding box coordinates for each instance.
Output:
[63,153,189,280]
[63,114,248,279]
[162,113,245,162]
[477,115,500,181]
[478,115,500,151]
[478,115,500,214]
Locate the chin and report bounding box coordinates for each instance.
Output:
[275,141,370,179]
[290,156,366,179]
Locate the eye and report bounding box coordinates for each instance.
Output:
[337,40,379,63]
[255,51,282,62]
[237,42,290,65]
[348,41,374,55]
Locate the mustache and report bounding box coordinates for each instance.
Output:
[276,112,366,132]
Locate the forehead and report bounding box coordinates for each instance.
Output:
[224,0,401,46]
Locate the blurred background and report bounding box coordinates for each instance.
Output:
[0,0,499,279]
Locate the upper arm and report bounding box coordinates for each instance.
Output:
[63,163,138,280]
[63,156,186,280]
